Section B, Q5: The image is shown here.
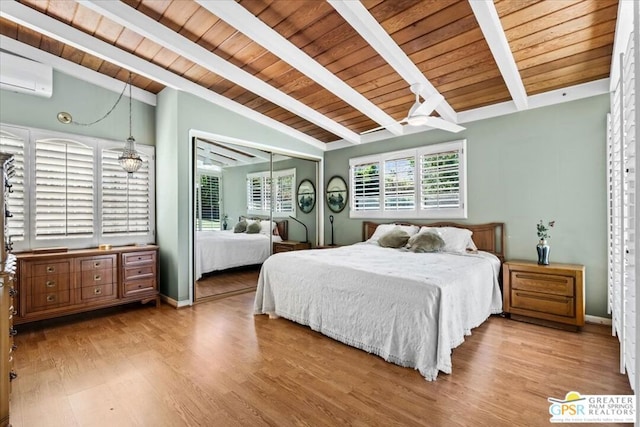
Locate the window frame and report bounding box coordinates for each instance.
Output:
[349,139,467,220]
[0,123,155,251]
[246,168,296,218]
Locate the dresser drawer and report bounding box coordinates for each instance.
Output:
[28,290,70,310]
[31,261,71,277]
[511,290,575,318]
[29,274,71,293]
[123,278,155,297]
[80,269,113,287]
[510,271,575,296]
[123,265,155,281]
[122,251,156,266]
[80,257,114,272]
[80,283,115,301]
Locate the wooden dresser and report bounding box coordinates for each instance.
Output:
[273,240,312,253]
[503,260,585,330]
[14,245,159,325]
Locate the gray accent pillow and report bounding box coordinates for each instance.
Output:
[246,221,262,234]
[378,228,411,248]
[234,219,247,233]
[407,232,445,253]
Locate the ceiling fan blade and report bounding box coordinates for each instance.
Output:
[360,120,406,135]
[423,117,465,133]
[414,93,444,116]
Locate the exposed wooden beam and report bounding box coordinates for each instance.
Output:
[208,152,238,167]
[79,0,359,144]
[468,0,528,110]
[197,0,402,138]
[328,0,458,123]
[197,139,252,164]
[0,1,326,151]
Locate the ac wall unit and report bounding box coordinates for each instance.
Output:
[0,52,53,98]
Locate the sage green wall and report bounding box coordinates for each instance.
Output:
[156,89,323,302]
[222,157,318,243]
[324,94,609,317]
[0,70,155,143]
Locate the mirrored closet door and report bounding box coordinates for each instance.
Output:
[193,137,319,302]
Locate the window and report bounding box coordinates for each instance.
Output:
[349,140,466,219]
[102,149,153,235]
[246,168,296,217]
[0,124,155,251]
[196,173,221,231]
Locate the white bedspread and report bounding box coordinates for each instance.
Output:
[254,243,502,380]
[196,231,282,279]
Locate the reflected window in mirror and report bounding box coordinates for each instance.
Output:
[247,168,296,217]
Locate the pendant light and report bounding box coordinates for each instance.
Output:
[118,72,142,174]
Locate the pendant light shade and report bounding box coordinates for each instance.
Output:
[118,72,142,174]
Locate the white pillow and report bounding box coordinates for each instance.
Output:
[368,224,419,243]
[260,220,277,236]
[438,227,473,253]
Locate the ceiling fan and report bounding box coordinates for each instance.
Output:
[361,84,465,135]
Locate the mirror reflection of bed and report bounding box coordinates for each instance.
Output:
[193,137,318,302]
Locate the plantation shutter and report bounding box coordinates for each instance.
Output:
[0,129,26,242]
[274,173,294,214]
[384,156,415,211]
[351,161,380,212]
[101,149,151,234]
[247,175,267,214]
[35,139,94,238]
[420,148,462,211]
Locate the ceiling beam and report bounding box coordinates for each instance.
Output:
[328,0,458,123]
[468,0,528,110]
[208,152,238,167]
[197,0,403,138]
[197,140,252,163]
[79,0,359,144]
[0,1,326,151]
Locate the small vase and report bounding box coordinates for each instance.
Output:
[536,239,550,265]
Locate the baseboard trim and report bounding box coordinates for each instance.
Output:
[585,315,612,325]
[160,295,192,308]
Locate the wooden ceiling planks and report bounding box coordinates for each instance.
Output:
[3,0,621,143]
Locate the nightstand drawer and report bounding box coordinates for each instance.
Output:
[510,271,574,296]
[511,290,575,318]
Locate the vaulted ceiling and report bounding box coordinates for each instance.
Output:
[0,0,619,150]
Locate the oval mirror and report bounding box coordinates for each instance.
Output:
[297,179,316,214]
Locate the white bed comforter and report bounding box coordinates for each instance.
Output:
[254,243,502,380]
[196,230,282,279]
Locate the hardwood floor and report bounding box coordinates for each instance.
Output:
[9,294,633,427]
[195,266,260,300]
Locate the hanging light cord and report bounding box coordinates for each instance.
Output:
[59,74,130,127]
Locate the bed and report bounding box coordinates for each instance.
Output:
[196,219,288,280]
[254,221,505,380]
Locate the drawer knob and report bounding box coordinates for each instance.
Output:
[46,295,56,302]
[9,328,17,337]
[46,280,56,288]
[9,371,17,381]
[94,274,101,281]
[94,288,102,295]
[46,266,55,273]
[94,262,101,268]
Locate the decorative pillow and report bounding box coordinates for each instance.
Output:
[368,223,419,243]
[407,231,445,253]
[260,220,277,236]
[246,221,262,234]
[234,219,247,233]
[377,228,411,248]
[438,227,473,253]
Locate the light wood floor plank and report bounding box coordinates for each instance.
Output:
[10,291,633,427]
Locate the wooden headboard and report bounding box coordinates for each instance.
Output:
[363,221,505,262]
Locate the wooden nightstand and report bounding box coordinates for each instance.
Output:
[273,241,312,253]
[503,260,585,331]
